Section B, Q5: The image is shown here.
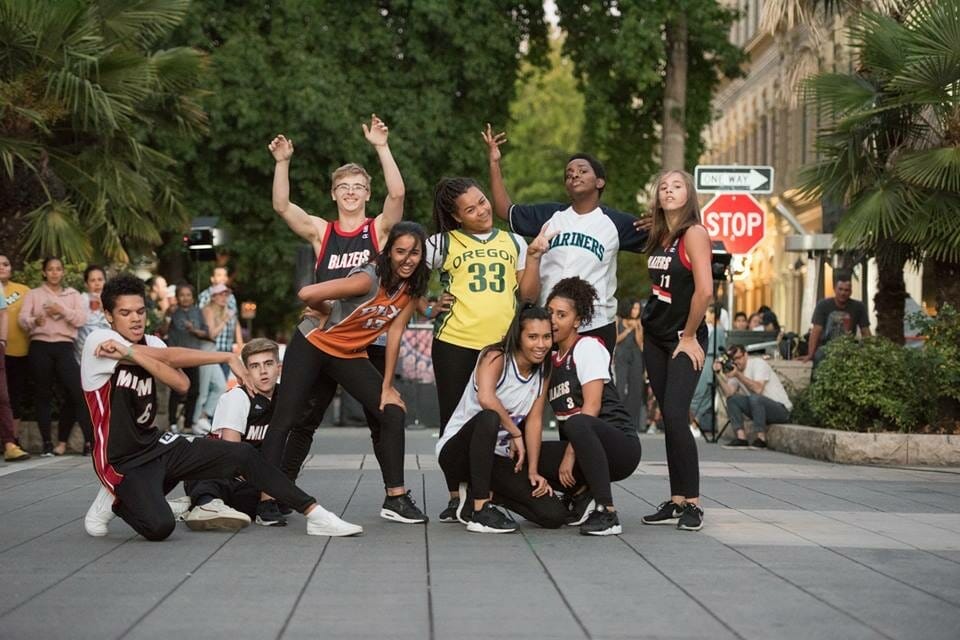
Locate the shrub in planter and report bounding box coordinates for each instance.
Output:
[807,337,933,432]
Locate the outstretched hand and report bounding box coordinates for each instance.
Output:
[482,123,507,163]
[362,114,389,147]
[527,222,559,260]
[268,135,294,162]
[633,214,653,233]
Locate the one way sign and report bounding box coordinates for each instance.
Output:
[694,165,774,194]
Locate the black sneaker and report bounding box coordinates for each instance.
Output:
[466,502,517,534]
[438,497,460,523]
[579,505,622,536]
[455,483,473,524]
[722,438,750,449]
[677,502,704,531]
[255,499,288,527]
[565,491,596,526]
[380,491,429,524]
[41,442,54,457]
[641,500,683,525]
[750,439,768,450]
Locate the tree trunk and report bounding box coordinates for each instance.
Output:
[662,12,688,171]
[931,259,960,312]
[873,240,908,344]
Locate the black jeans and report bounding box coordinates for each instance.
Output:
[431,338,480,439]
[168,366,199,430]
[644,335,706,499]
[438,409,567,528]
[184,477,260,517]
[537,414,641,506]
[28,340,92,446]
[262,332,406,489]
[113,437,315,541]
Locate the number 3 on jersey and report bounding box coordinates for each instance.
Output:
[468,262,506,293]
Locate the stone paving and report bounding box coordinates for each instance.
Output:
[2,428,959,640]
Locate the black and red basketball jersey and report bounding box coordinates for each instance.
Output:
[314,219,380,283]
[642,228,707,343]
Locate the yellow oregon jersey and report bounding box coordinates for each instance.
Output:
[435,229,522,350]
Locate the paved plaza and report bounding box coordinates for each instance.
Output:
[2,428,959,640]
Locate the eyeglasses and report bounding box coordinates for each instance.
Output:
[334,183,369,194]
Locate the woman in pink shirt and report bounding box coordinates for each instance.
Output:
[18,257,92,456]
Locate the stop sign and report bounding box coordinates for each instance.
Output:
[701,193,766,255]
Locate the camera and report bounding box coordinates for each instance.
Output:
[717,350,736,373]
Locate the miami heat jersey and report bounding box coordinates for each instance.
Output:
[314,219,380,283]
[547,336,635,438]
[208,387,275,448]
[642,228,707,344]
[305,264,411,359]
[81,330,178,492]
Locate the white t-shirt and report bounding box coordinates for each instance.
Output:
[81,329,167,391]
[727,357,793,410]
[508,203,646,332]
[212,387,251,437]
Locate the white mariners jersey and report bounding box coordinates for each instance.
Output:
[436,352,545,459]
[509,203,646,332]
[81,329,177,493]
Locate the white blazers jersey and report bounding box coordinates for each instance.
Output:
[436,351,545,459]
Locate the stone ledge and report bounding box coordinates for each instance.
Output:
[767,423,960,466]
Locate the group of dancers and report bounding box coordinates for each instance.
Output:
[81,115,714,540]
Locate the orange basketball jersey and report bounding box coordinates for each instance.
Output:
[305,264,411,359]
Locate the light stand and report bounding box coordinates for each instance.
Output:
[707,242,731,444]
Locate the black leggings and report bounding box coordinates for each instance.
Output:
[438,409,567,528]
[538,414,641,506]
[261,332,406,489]
[185,477,260,517]
[113,437,315,541]
[431,338,480,438]
[168,366,199,430]
[28,340,92,446]
[644,335,705,498]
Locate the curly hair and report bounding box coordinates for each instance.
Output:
[546,277,598,327]
[374,221,430,297]
[102,273,146,313]
[432,177,481,234]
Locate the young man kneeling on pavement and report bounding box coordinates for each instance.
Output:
[183,338,292,530]
[82,274,362,540]
[715,344,793,449]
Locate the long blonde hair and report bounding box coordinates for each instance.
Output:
[644,170,701,253]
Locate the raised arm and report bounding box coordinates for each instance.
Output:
[518,224,558,302]
[94,340,190,395]
[298,270,373,311]
[364,115,405,240]
[268,134,326,252]
[482,123,512,221]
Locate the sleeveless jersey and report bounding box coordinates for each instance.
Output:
[305,263,411,359]
[547,336,636,438]
[642,228,707,344]
[436,351,545,458]
[314,219,379,283]
[434,229,522,350]
[81,330,179,493]
[207,387,275,449]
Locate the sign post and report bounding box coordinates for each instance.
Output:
[701,193,766,255]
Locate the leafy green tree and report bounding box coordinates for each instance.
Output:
[0,0,207,266]
[555,0,745,210]
[159,1,547,333]
[799,0,960,342]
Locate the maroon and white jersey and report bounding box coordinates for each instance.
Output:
[81,329,178,493]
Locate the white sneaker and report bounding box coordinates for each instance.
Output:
[184,499,251,531]
[193,416,212,436]
[167,496,192,521]
[84,486,117,537]
[306,505,363,537]
[690,424,703,439]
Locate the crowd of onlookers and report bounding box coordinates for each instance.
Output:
[0,255,244,462]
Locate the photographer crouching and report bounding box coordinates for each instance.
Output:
[714,344,792,449]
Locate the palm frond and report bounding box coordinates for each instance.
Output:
[0,134,42,179]
[20,198,93,261]
[848,10,908,77]
[895,191,960,262]
[803,72,878,118]
[833,179,916,247]
[895,147,960,191]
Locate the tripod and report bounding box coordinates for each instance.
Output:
[706,245,731,444]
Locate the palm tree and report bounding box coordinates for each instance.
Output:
[798,0,960,342]
[0,0,207,265]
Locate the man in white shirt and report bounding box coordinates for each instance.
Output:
[715,344,792,449]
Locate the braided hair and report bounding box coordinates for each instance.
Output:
[546,277,599,328]
[432,177,482,234]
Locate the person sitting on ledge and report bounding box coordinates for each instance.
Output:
[715,344,792,449]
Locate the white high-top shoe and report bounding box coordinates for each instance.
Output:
[84,486,117,537]
[306,505,363,537]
